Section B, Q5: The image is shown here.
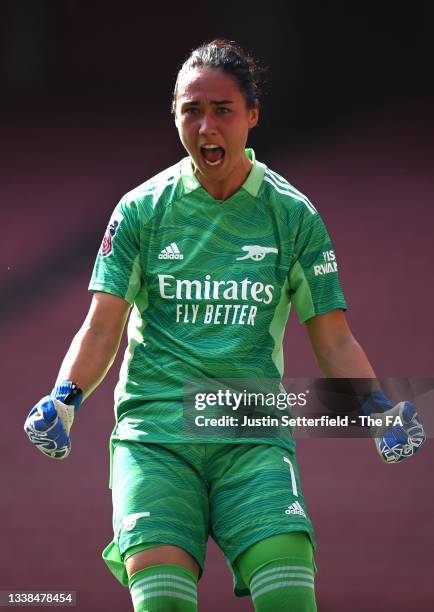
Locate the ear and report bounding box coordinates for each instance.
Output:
[173,104,180,128]
[248,105,259,129]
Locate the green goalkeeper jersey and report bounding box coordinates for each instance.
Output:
[89,149,347,451]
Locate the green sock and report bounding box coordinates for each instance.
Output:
[237,533,317,612]
[128,564,197,612]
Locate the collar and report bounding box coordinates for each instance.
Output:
[180,148,265,198]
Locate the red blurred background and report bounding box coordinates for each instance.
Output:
[2,2,433,610]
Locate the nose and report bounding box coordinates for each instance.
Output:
[199,111,218,136]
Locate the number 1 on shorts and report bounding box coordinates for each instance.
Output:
[283,456,298,497]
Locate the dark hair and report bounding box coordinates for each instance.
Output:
[172,39,266,112]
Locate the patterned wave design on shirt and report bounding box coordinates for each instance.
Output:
[90,155,348,444]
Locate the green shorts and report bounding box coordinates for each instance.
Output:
[103,441,316,596]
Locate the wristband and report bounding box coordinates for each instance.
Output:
[359,390,393,416]
[51,381,83,411]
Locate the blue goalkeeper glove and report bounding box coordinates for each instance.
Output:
[360,391,426,464]
[24,382,83,460]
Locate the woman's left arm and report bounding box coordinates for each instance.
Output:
[305,309,375,378]
[305,309,426,463]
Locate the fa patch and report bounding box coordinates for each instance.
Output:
[101,212,122,257]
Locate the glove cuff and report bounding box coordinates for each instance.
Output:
[360,390,393,416]
[51,381,83,412]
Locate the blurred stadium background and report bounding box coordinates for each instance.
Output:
[1,1,434,610]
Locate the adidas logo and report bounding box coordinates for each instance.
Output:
[285,501,306,517]
[158,242,184,260]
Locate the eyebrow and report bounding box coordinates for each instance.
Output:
[182,99,234,106]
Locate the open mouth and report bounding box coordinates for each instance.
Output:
[200,144,225,166]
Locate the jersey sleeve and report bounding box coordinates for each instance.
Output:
[88,198,142,305]
[288,207,347,323]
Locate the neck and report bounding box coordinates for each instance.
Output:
[195,155,252,201]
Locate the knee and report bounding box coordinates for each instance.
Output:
[236,532,314,585]
[125,544,199,580]
[236,533,317,612]
[126,546,199,611]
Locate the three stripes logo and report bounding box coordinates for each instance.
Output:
[285,501,306,517]
[263,169,317,215]
[159,242,184,260]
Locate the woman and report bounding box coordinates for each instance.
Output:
[24,40,425,612]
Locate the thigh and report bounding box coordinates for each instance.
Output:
[111,441,209,572]
[208,444,316,595]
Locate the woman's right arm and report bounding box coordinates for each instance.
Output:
[55,291,131,398]
[24,291,131,459]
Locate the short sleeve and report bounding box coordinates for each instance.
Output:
[288,208,347,323]
[88,198,142,305]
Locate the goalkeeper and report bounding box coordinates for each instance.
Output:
[24,39,425,612]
